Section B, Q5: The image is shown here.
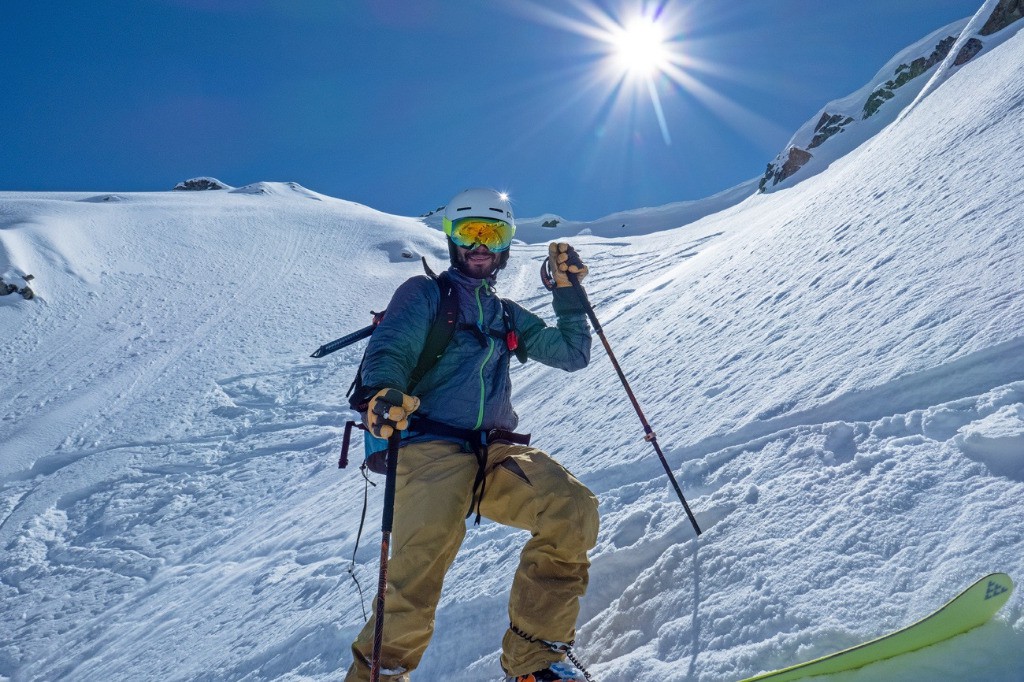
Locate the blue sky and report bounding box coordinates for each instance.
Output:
[2,1,983,220]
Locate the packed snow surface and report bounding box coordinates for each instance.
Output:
[3,16,1024,682]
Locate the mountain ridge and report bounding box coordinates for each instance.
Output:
[2,11,1023,682]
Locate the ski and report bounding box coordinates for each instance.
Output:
[739,572,1013,681]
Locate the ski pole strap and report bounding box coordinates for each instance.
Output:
[470,435,488,526]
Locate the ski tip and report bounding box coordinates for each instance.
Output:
[978,572,1013,603]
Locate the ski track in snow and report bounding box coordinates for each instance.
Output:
[2,21,1024,682]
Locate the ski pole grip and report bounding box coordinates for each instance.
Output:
[381,434,401,531]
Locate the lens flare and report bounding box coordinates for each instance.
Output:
[501,0,790,153]
[612,17,670,77]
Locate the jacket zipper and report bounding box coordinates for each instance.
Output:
[473,281,495,430]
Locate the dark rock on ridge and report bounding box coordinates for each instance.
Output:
[174,177,231,191]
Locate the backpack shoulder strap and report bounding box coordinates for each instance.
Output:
[407,271,459,392]
[500,299,529,364]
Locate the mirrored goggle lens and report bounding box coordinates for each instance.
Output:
[448,217,514,252]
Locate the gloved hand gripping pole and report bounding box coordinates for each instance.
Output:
[569,274,702,536]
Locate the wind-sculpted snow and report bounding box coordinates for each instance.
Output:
[2,20,1024,682]
[583,382,1024,682]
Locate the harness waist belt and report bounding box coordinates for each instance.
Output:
[410,416,531,524]
[410,416,531,447]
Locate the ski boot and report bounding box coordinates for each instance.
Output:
[508,660,587,681]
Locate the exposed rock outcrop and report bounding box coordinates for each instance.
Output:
[955,38,985,65]
[0,274,35,300]
[863,36,957,119]
[174,177,231,191]
[758,147,813,192]
[810,113,855,149]
[981,0,1024,35]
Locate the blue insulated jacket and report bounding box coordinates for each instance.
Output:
[360,267,591,449]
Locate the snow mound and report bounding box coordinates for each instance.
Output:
[230,181,327,200]
[80,194,129,203]
[955,403,1024,479]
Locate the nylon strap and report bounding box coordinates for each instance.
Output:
[408,272,458,393]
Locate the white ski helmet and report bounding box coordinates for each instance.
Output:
[442,187,516,228]
[442,188,516,274]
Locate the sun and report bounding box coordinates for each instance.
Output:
[503,1,792,158]
[611,17,670,78]
[507,1,770,149]
[601,12,677,144]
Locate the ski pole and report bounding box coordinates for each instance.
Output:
[569,275,703,536]
[370,433,401,682]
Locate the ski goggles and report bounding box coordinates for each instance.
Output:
[443,216,515,252]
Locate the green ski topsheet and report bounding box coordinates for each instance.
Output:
[739,572,1014,682]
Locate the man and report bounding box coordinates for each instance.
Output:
[346,188,599,682]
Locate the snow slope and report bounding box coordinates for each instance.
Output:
[3,17,1024,682]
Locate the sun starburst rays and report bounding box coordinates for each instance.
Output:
[502,0,780,156]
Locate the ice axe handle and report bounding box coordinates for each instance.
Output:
[310,324,375,358]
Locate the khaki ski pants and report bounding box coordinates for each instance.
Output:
[346,439,600,680]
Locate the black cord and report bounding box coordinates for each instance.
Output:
[347,463,376,621]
